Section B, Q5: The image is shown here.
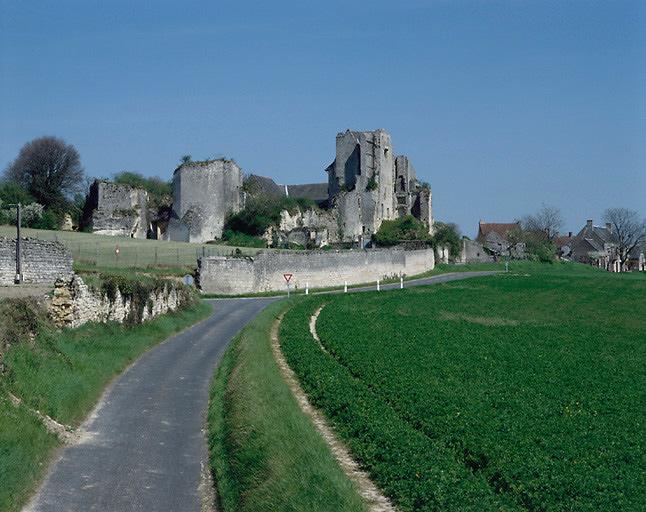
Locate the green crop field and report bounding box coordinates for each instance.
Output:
[280,264,645,511]
[0,225,261,272]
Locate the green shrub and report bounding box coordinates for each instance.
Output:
[373,215,432,247]
[431,221,462,257]
[0,298,51,353]
[225,196,317,237]
[221,230,266,248]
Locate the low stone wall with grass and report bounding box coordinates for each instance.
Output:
[49,274,193,328]
[0,237,73,286]
[197,247,435,294]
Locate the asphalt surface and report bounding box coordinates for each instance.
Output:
[23,270,498,512]
[24,298,276,512]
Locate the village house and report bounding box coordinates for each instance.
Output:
[568,220,621,271]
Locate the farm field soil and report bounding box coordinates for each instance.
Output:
[280,265,645,511]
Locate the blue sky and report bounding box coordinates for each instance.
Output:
[1,0,644,236]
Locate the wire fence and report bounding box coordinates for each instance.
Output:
[8,228,262,270]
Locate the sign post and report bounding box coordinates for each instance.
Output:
[283,273,293,298]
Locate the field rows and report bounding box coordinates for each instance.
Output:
[280,267,645,511]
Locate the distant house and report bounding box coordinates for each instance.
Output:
[553,232,574,259]
[476,221,525,259]
[569,220,621,271]
[627,243,646,272]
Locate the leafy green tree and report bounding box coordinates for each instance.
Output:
[431,222,461,257]
[4,136,84,210]
[0,180,34,205]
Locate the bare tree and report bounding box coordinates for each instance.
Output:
[521,204,564,240]
[4,136,84,209]
[603,208,646,268]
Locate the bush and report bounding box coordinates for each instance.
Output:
[225,196,317,237]
[373,215,432,247]
[113,171,171,207]
[29,210,60,230]
[221,230,266,248]
[0,298,51,354]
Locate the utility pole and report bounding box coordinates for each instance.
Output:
[15,203,22,284]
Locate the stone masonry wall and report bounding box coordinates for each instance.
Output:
[90,181,150,238]
[49,274,187,328]
[0,238,73,286]
[167,160,244,243]
[197,247,435,294]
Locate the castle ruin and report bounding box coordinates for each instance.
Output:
[84,180,150,238]
[84,129,433,247]
[167,159,244,243]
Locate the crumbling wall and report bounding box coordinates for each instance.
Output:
[49,275,187,328]
[326,129,433,244]
[0,238,73,286]
[327,129,396,245]
[167,159,243,243]
[89,181,150,238]
[197,247,435,294]
[267,208,339,247]
[459,239,494,263]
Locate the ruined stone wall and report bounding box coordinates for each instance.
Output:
[459,239,494,263]
[197,247,435,294]
[0,238,73,286]
[167,160,243,243]
[90,181,150,238]
[49,275,187,328]
[328,130,397,244]
[267,208,339,247]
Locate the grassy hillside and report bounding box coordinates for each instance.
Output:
[279,264,645,511]
[208,301,366,512]
[0,225,261,273]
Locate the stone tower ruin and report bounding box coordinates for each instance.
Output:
[326,129,433,245]
[167,159,243,243]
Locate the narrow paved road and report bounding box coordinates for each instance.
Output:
[24,298,276,512]
[24,271,497,512]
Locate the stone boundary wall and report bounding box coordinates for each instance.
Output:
[197,247,435,294]
[0,237,73,286]
[49,275,189,328]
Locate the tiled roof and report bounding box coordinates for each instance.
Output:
[286,183,328,203]
[477,222,520,241]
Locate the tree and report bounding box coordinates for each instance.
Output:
[432,222,461,258]
[0,180,34,205]
[180,155,192,164]
[603,208,646,268]
[521,204,563,240]
[4,136,84,210]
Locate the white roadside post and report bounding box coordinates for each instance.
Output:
[400,276,404,289]
[305,282,309,295]
[377,279,380,292]
[344,281,348,293]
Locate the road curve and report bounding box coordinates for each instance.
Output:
[24,298,276,512]
[23,271,497,512]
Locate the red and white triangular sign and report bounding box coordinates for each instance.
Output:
[283,273,293,283]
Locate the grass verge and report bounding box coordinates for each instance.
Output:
[0,300,212,512]
[207,300,366,512]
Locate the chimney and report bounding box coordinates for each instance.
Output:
[606,222,612,233]
[586,219,593,229]
[568,232,572,238]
